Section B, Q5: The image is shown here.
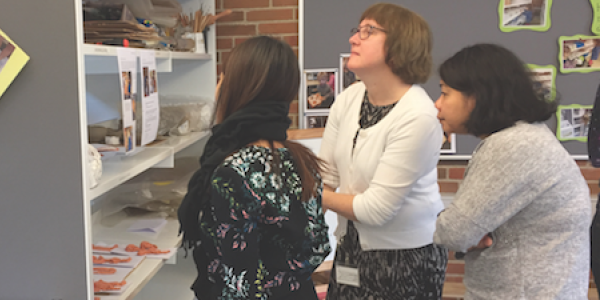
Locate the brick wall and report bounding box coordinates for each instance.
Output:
[213,0,600,292]
[215,0,300,128]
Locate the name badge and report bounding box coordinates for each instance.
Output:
[336,265,360,287]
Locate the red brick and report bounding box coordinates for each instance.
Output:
[273,0,298,6]
[576,160,591,167]
[294,8,298,20]
[581,168,600,180]
[438,160,468,166]
[247,9,294,21]
[439,182,459,193]
[281,35,298,47]
[258,22,298,34]
[217,38,233,50]
[289,100,298,113]
[449,168,466,180]
[589,183,600,195]
[438,168,447,180]
[223,0,269,9]
[444,275,464,283]
[217,10,244,23]
[220,50,232,65]
[446,262,465,274]
[216,24,256,36]
[234,37,250,46]
[290,115,298,128]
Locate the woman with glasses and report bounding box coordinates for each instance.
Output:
[319,3,447,299]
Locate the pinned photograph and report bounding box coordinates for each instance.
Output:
[559,35,600,73]
[143,67,150,97]
[440,133,457,154]
[122,71,132,100]
[339,54,361,93]
[305,114,329,129]
[526,64,556,101]
[303,69,338,112]
[0,28,30,100]
[499,0,552,32]
[556,105,593,141]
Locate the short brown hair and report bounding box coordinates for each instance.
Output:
[361,3,432,84]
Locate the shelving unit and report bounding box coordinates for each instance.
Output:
[0,1,215,299]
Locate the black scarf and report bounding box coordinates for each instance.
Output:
[178,101,291,250]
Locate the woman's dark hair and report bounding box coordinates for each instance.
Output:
[439,43,558,136]
[216,36,322,202]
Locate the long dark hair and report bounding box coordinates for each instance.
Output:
[216,36,322,202]
[439,43,558,136]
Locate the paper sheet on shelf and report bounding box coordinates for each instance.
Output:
[126,218,167,234]
[139,50,160,146]
[93,254,145,269]
[93,266,132,283]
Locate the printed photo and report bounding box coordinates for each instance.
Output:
[527,64,556,100]
[0,28,29,100]
[440,133,457,154]
[306,115,329,129]
[303,69,338,112]
[151,70,158,94]
[123,126,134,152]
[0,35,15,76]
[556,105,593,141]
[143,67,150,97]
[560,36,600,73]
[122,71,132,100]
[339,54,361,93]
[499,0,551,32]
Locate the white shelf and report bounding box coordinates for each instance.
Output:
[83,44,211,60]
[88,131,210,201]
[92,212,182,300]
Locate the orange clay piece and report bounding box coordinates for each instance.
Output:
[92,244,118,252]
[125,244,140,252]
[94,280,126,293]
[95,297,100,300]
[125,241,170,256]
[93,255,132,265]
[93,267,117,275]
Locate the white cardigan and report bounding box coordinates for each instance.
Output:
[319,82,444,250]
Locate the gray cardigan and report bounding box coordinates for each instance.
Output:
[434,122,591,300]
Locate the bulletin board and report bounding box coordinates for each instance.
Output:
[301,0,599,159]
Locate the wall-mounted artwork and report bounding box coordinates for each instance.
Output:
[556,104,593,141]
[303,68,338,113]
[527,64,556,101]
[0,28,29,100]
[559,35,600,74]
[339,54,361,93]
[499,0,552,32]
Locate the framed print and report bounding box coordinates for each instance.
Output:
[0,28,29,100]
[526,64,556,101]
[592,0,600,35]
[499,0,551,32]
[556,104,593,141]
[302,68,338,113]
[440,133,457,154]
[559,35,600,74]
[305,113,329,129]
[339,53,361,93]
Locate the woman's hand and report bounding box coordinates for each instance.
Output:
[467,234,493,251]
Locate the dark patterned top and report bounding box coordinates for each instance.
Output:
[353,91,398,150]
[199,145,331,300]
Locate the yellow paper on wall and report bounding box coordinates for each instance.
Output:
[0,28,29,99]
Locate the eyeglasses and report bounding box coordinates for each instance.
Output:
[350,25,387,40]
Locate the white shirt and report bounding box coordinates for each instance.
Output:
[319,82,444,250]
